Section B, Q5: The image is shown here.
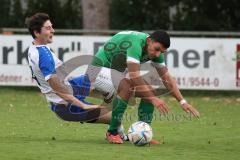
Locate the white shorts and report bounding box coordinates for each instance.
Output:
[86,64,165,99]
[86,65,126,99]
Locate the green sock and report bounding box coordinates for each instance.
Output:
[108,96,128,134]
[138,99,154,124]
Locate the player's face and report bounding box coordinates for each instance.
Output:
[146,38,167,59]
[35,20,54,44]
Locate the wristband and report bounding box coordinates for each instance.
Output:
[180,99,187,105]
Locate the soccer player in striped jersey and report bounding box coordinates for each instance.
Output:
[26,13,111,125]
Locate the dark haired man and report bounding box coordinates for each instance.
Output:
[90,31,200,144]
[25,13,112,124]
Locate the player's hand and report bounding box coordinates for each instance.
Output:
[181,103,200,118]
[82,104,105,110]
[151,98,169,115]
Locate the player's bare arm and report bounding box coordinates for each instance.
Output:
[127,62,169,114]
[48,74,102,110]
[156,66,200,117]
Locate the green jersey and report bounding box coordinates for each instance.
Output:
[92,31,165,72]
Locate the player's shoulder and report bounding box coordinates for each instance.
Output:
[35,45,51,54]
[28,45,52,63]
[29,44,50,54]
[116,31,149,47]
[117,31,149,39]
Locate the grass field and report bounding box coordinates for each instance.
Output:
[0,87,240,160]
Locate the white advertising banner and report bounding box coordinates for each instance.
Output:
[0,35,239,90]
[167,38,239,90]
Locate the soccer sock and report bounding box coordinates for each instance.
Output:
[108,96,128,135]
[138,99,154,124]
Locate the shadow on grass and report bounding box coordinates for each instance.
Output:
[0,135,136,147]
[180,90,240,98]
[1,86,240,98]
[0,86,39,92]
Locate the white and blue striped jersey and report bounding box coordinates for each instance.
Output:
[27,44,66,104]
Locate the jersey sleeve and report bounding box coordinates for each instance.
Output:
[37,46,56,81]
[151,53,166,68]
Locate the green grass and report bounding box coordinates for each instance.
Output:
[0,87,240,160]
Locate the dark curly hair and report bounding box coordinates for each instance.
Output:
[25,13,50,39]
[150,30,170,48]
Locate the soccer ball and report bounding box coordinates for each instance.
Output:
[128,121,153,146]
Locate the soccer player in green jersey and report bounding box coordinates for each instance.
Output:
[89,31,200,144]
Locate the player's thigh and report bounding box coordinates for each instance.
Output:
[53,104,107,123]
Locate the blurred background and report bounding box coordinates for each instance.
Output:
[0,1,240,160]
[0,0,240,33]
[0,0,240,89]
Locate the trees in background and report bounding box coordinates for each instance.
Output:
[0,0,82,29]
[171,0,240,31]
[82,0,109,30]
[0,0,11,27]
[10,0,25,27]
[61,0,82,29]
[0,0,239,31]
[110,0,171,30]
[110,0,240,31]
[24,0,62,27]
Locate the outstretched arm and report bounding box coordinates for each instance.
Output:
[48,74,102,110]
[156,66,200,117]
[127,62,169,114]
